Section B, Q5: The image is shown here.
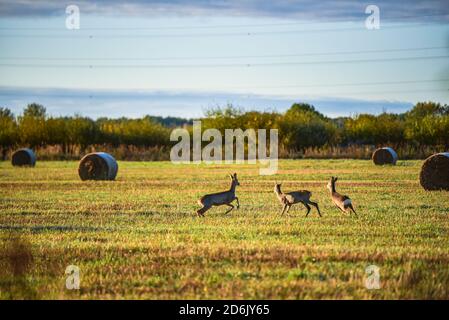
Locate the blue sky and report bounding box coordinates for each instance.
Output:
[0,0,448,118]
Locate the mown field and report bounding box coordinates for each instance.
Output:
[0,159,448,299]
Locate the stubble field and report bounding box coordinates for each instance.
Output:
[0,159,448,299]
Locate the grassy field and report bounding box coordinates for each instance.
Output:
[0,159,448,299]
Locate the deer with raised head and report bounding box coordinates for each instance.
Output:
[196,173,240,217]
[327,176,357,216]
[274,183,321,217]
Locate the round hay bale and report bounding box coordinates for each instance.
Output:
[78,152,118,181]
[11,148,36,167]
[419,152,449,191]
[372,147,398,165]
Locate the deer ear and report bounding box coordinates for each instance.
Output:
[233,173,237,177]
[334,177,338,182]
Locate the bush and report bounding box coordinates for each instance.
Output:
[344,113,405,145]
[1,101,448,159]
[277,103,337,150]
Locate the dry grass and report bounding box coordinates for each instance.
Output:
[0,159,448,299]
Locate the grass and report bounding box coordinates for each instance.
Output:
[0,159,448,299]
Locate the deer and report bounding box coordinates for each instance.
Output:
[274,183,321,217]
[196,173,240,217]
[327,176,357,216]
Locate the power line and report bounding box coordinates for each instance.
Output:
[0,46,447,61]
[0,13,447,30]
[0,54,447,68]
[1,88,445,98]
[228,79,449,90]
[0,22,445,38]
[314,88,448,96]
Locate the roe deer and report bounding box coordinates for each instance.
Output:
[327,176,357,216]
[197,173,240,217]
[274,183,321,217]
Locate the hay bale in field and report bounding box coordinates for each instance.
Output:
[78,152,118,181]
[11,148,36,167]
[372,147,398,165]
[419,152,449,191]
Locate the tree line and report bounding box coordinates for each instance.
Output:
[1,101,448,160]
[201,101,449,150]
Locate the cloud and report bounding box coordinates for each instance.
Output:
[0,86,413,119]
[0,0,448,20]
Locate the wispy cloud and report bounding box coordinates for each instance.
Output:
[0,86,413,118]
[0,0,448,20]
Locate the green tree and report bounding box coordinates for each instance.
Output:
[45,117,68,150]
[344,113,404,145]
[277,103,336,150]
[287,103,326,119]
[0,107,18,159]
[406,101,449,118]
[67,116,98,151]
[97,117,169,147]
[203,105,245,132]
[404,102,449,147]
[23,103,47,118]
[18,103,47,148]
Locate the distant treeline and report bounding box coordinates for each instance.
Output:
[0,101,448,160]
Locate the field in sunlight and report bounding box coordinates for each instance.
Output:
[1,160,448,299]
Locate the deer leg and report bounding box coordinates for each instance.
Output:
[235,197,240,209]
[308,201,322,217]
[303,203,311,217]
[283,204,292,217]
[197,205,210,217]
[224,203,234,214]
[280,203,288,215]
[286,204,293,216]
[348,204,357,217]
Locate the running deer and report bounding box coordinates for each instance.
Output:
[327,176,357,215]
[274,183,321,217]
[196,173,240,217]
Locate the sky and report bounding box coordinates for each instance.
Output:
[0,0,448,119]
